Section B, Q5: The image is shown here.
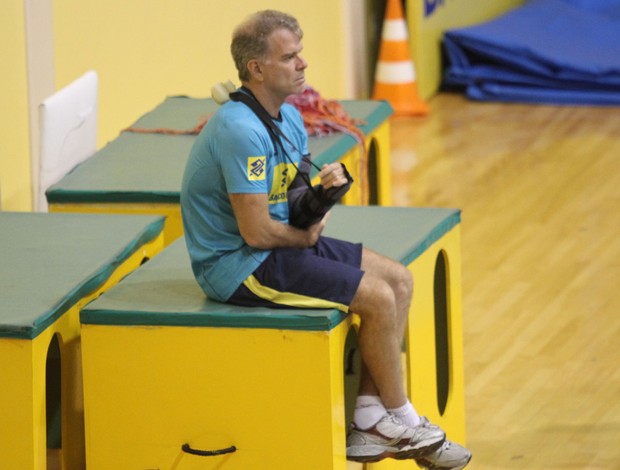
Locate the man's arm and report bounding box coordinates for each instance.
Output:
[230,193,327,249]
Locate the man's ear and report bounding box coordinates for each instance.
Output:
[247,59,264,82]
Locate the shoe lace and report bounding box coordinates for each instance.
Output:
[434,440,452,456]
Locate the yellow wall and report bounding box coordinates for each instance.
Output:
[3,0,526,211]
[52,0,349,147]
[1,2,32,211]
[409,0,525,99]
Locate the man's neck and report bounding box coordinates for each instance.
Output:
[242,83,284,118]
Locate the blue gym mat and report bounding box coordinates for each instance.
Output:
[442,0,620,105]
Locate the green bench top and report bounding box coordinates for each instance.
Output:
[47,96,393,204]
[80,206,460,331]
[0,212,164,339]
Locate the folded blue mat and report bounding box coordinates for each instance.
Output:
[442,0,620,105]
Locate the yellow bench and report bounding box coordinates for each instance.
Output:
[79,206,465,469]
[0,212,164,470]
[47,97,394,246]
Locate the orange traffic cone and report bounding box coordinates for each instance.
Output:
[372,0,429,116]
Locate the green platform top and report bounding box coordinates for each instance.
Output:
[46,96,393,204]
[80,206,460,332]
[0,212,164,339]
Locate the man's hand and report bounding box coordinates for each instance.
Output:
[318,163,349,189]
[305,210,331,245]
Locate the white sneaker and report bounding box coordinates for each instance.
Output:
[346,413,446,463]
[416,439,472,469]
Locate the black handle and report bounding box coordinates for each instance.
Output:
[181,443,237,457]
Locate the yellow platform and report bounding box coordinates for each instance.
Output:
[47,97,393,246]
[79,206,465,469]
[0,212,165,470]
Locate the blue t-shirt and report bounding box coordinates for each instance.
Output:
[180,98,308,301]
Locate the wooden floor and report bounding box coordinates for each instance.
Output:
[389,93,620,469]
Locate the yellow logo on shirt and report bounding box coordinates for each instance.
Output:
[268,162,297,204]
[247,156,266,180]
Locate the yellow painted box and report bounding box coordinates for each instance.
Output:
[79,206,465,470]
[0,212,165,470]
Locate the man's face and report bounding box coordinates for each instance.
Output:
[260,28,308,100]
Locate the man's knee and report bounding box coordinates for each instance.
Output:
[351,275,397,318]
[389,263,413,303]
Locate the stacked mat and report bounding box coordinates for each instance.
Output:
[442,0,620,105]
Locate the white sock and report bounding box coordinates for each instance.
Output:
[353,395,387,430]
[388,400,421,428]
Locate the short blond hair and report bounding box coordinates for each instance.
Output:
[231,10,303,82]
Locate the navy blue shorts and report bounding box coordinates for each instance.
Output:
[228,236,364,312]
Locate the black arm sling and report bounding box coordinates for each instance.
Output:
[229,87,353,228]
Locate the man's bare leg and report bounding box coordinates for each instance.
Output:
[350,247,413,404]
[346,248,446,462]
